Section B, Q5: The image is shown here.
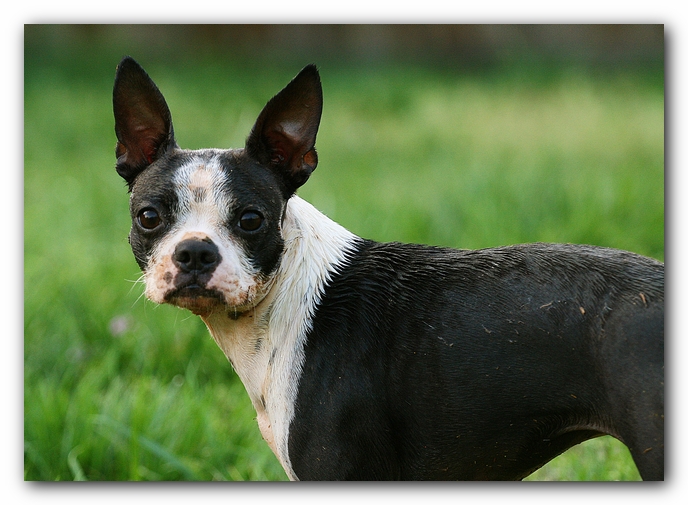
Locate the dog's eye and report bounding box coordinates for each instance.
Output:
[239,210,263,232]
[137,208,162,230]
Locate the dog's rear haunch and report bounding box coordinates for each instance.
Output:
[113,57,664,480]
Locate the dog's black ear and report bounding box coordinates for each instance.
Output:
[245,65,323,195]
[113,56,177,186]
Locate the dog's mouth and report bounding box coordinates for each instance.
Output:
[163,282,260,319]
[164,284,227,315]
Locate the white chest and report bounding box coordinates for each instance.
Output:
[201,197,359,480]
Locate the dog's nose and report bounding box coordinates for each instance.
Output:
[172,239,221,274]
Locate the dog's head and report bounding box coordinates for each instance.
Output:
[113,57,323,317]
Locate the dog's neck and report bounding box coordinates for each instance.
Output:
[200,195,358,478]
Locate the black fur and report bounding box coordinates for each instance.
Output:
[289,241,664,480]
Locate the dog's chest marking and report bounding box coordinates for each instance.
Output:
[201,196,358,480]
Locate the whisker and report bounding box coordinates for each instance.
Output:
[125,273,148,307]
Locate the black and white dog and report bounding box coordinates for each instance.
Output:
[113,57,664,481]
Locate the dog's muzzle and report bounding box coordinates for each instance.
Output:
[164,238,224,314]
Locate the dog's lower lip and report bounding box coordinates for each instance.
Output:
[166,285,223,304]
[165,287,256,319]
[164,286,227,316]
[168,285,220,299]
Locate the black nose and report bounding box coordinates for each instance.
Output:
[172,239,221,274]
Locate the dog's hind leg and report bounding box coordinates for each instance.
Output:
[618,365,664,481]
[600,301,664,480]
[615,380,664,481]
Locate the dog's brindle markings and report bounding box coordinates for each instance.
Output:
[113,57,664,481]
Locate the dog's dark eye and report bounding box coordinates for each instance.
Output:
[137,208,162,230]
[239,210,263,232]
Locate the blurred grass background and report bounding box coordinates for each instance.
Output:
[24,25,663,481]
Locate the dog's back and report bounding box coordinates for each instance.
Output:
[288,242,663,480]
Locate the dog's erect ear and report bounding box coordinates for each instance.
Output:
[245,65,323,195]
[113,56,177,186]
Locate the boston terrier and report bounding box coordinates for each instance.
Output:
[113,57,664,480]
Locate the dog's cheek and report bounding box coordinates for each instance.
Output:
[245,231,285,279]
[128,230,155,272]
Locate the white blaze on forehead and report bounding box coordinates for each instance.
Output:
[173,151,233,230]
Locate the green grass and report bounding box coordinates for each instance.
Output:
[24,52,662,481]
